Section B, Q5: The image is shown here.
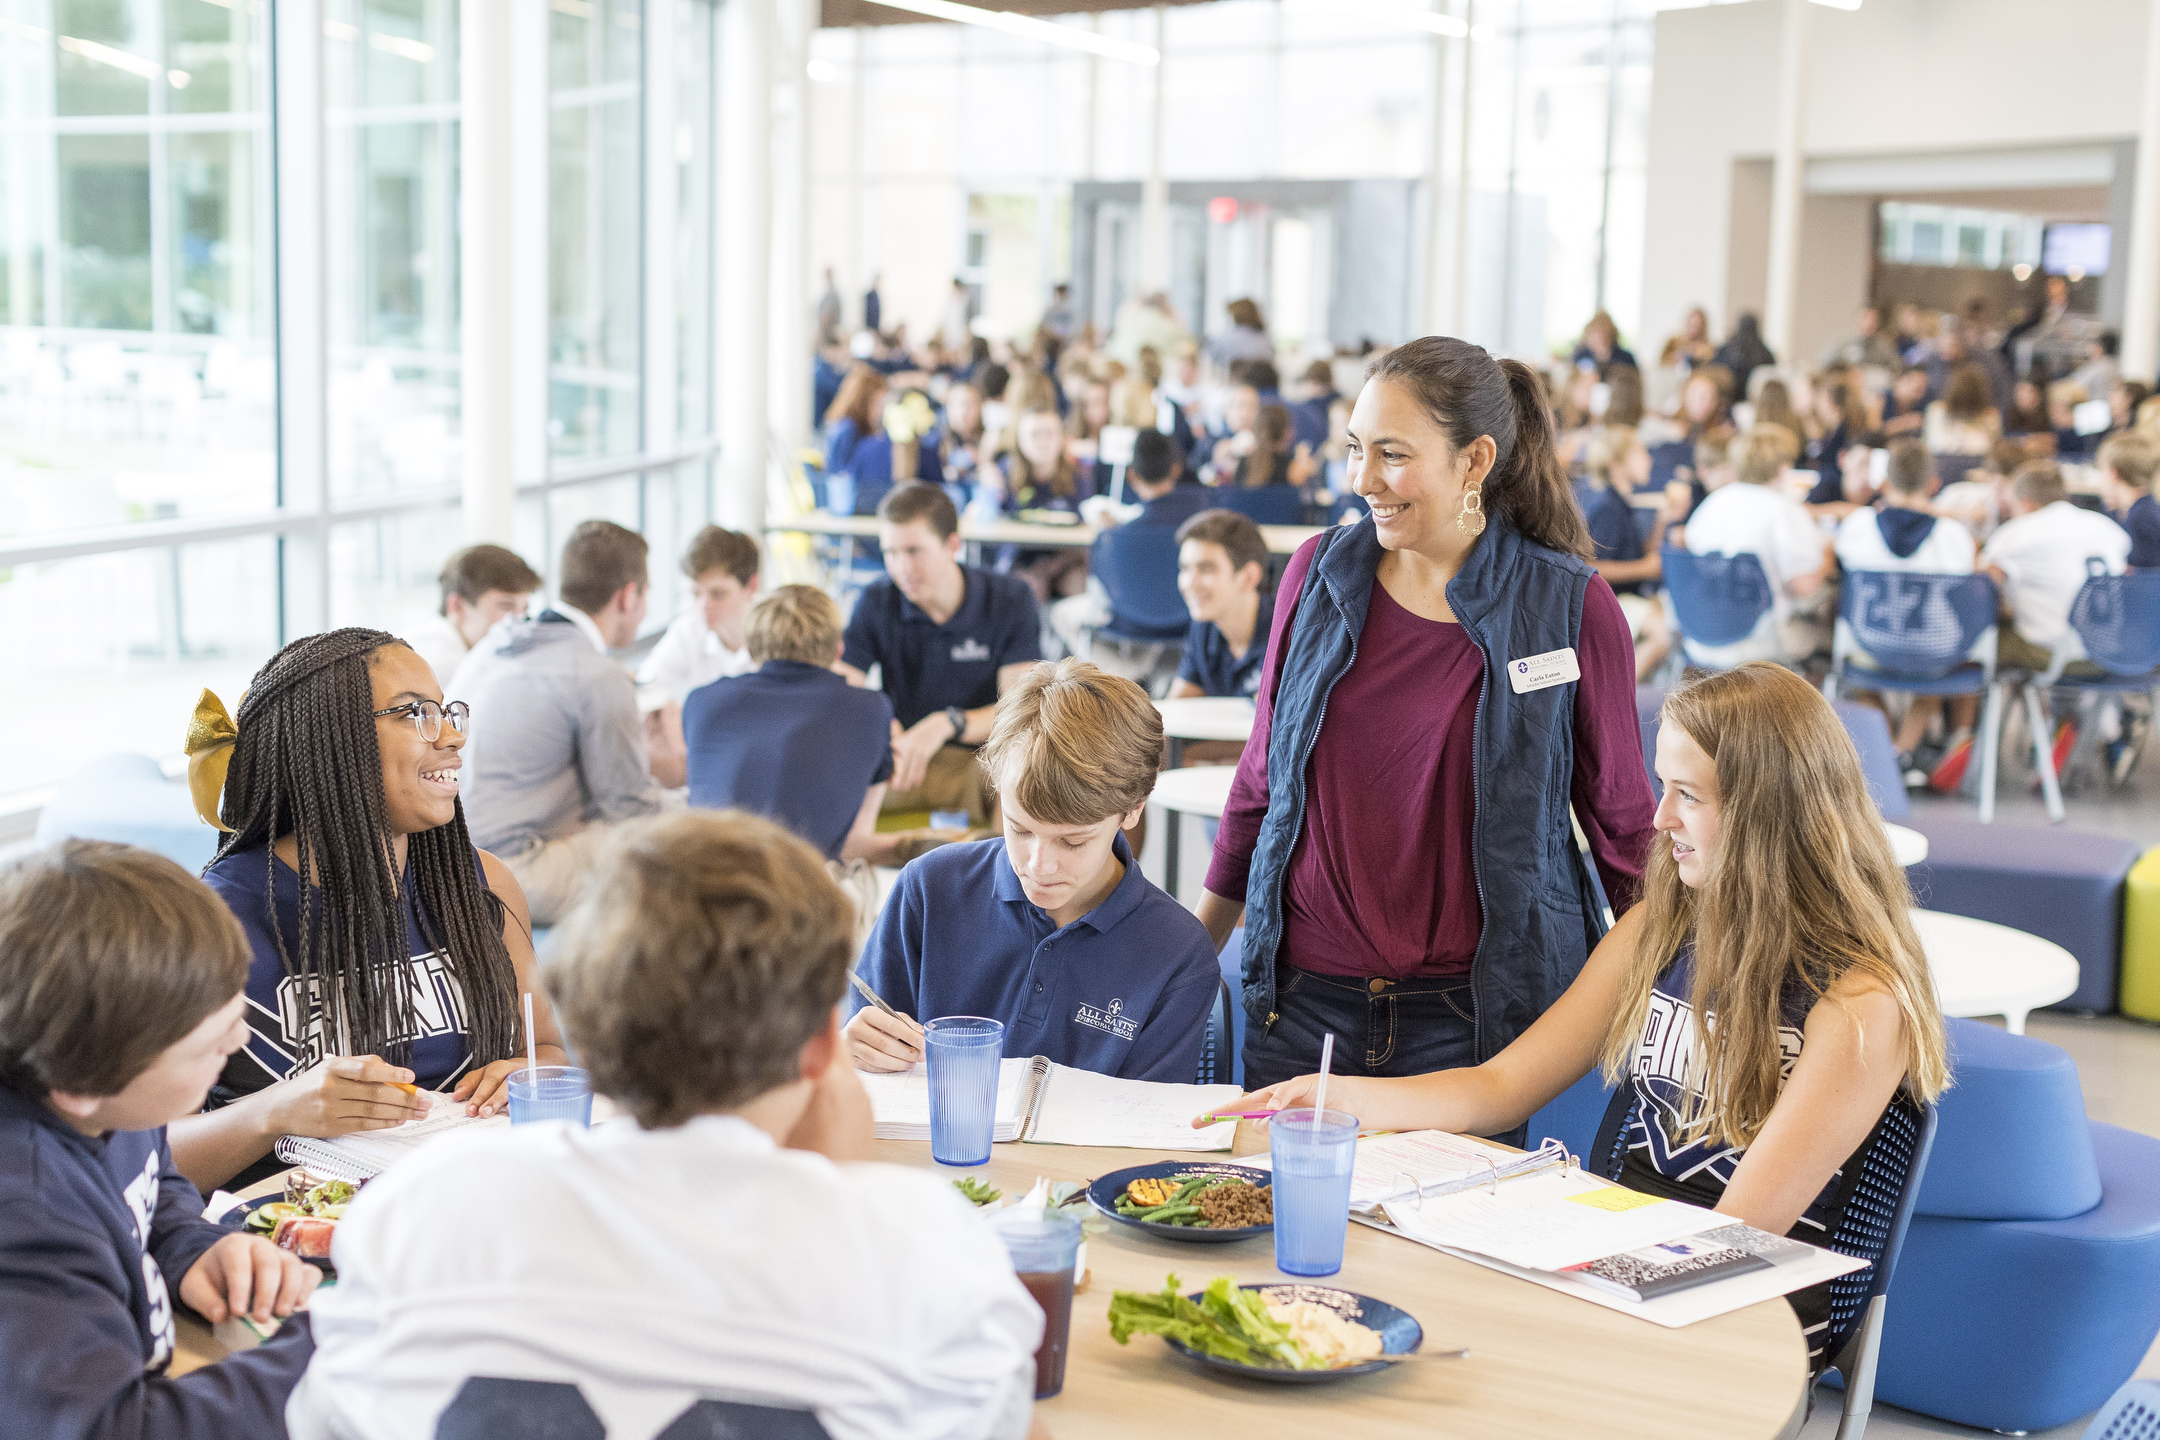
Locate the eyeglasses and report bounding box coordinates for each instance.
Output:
[371,699,470,743]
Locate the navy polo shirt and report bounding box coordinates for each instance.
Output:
[1134,482,1213,529]
[1177,588,1276,698]
[852,835,1218,1082]
[842,566,1041,728]
[2123,493,2160,569]
[682,661,894,859]
[1573,477,1646,596]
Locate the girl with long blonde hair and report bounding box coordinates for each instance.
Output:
[1217,663,1947,1368]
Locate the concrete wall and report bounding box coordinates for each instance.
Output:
[1644,0,2154,368]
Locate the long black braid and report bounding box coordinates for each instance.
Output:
[210,627,522,1071]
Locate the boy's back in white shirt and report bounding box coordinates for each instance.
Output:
[1980,500,2132,646]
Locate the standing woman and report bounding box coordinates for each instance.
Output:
[171,628,567,1190]
[1198,337,1656,1098]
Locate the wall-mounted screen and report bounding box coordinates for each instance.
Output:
[2043,223,2111,276]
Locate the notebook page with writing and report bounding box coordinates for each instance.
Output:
[860,1057,1042,1142]
[271,1091,506,1182]
[1023,1064,1242,1151]
[1376,1167,1728,1271]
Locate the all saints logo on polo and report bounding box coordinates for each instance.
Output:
[1073,996,1137,1041]
[950,638,992,663]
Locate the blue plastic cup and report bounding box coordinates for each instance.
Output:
[826,473,855,515]
[925,1017,1004,1166]
[506,1065,593,1127]
[929,809,971,830]
[1270,1107,1359,1276]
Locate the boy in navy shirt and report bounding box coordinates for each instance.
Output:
[846,661,1219,1083]
[0,841,319,1439]
[2100,431,2160,568]
[841,482,1041,828]
[686,584,897,863]
[1169,508,1274,702]
[1048,429,1214,660]
[1572,425,1674,680]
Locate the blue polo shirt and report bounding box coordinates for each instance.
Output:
[683,661,895,859]
[842,566,1041,728]
[852,835,1218,1082]
[2122,493,2160,569]
[1134,481,1213,529]
[1176,588,1276,698]
[1573,477,1646,596]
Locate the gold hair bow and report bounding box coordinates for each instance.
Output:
[184,688,242,832]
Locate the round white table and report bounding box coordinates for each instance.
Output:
[1153,696,1256,767]
[1885,822,1928,867]
[1912,908,2081,1034]
[1149,764,1237,902]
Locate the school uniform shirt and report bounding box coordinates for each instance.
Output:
[841,567,1041,729]
[1833,507,1976,575]
[0,1086,317,1439]
[1176,589,1276,698]
[285,1114,1040,1440]
[202,846,485,1104]
[1980,500,2133,647]
[2120,493,2160,568]
[1684,482,1828,622]
[683,661,895,860]
[1573,478,1646,595]
[853,835,1219,1082]
[1132,480,1213,530]
[635,607,753,702]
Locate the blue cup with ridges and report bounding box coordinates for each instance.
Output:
[506,1065,593,1127]
[1269,1107,1358,1276]
[925,1017,1004,1166]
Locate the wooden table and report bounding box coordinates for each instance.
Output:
[1915,907,2081,1034]
[766,511,1321,557]
[1150,764,1237,903]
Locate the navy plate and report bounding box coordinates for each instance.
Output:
[1163,1283,1422,1383]
[1088,1161,1274,1243]
[228,1196,336,1274]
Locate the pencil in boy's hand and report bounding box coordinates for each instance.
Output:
[849,971,906,1021]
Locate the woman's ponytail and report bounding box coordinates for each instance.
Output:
[1367,338,1593,560]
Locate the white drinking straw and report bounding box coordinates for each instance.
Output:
[1312,1031,1335,1123]
[522,992,538,1085]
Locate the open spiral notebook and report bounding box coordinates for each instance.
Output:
[858,1056,1243,1151]
[271,1091,506,1182]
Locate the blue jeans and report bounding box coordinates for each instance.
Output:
[1241,965,1526,1147]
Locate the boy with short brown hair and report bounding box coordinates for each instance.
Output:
[846,659,1220,1081]
[0,841,319,1438]
[408,542,543,690]
[639,525,765,699]
[2099,430,2160,568]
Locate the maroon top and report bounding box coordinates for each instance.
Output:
[1204,537,1655,981]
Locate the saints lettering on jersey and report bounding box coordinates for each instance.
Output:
[248,948,469,1077]
[1626,987,1803,1191]
[121,1150,175,1369]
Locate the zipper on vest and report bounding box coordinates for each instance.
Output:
[1455,604,1493,1060]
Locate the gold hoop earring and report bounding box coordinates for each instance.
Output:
[1457,479,1487,538]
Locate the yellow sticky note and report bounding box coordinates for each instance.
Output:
[1565,1187,1664,1212]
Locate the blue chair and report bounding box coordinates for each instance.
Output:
[1086,523,1189,654]
[1215,929,1248,1090]
[1824,570,2005,821]
[1660,548,1776,668]
[2020,566,2160,824]
[34,753,219,872]
[2082,1379,2160,1438]
[1196,977,1235,1086]
[1211,485,1309,526]
[1878,1019,2160,1431]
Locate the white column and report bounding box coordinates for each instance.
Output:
[1450,1,1475,342]
[770,0,814,451]
[461,0,516,545]
[1422,19,1453,337]
[273,0,329,634]
[2122,0,2160,383]
[1137,6,1169,292]
[718,0,775,535]
[644,0,679,464]
[1761,0,1809,365]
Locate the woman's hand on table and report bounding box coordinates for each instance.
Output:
[180,1231,320,1325]
[1192,1072,1377,1128]
[845,1007,924,1072]
[455,1049,569,1118]
[263,1055,427,1138]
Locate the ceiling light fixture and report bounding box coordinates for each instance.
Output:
[865,0,1159,66]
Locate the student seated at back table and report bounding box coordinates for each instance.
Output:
[1574,425,1676,682]
[1220,664,1949,1374]
[178,629,568,1191]
[685,583,898,865]
[840,482,1042,829]
[458,520,687,925]
[2098,429,2160,568]
[846,660,1220,1082]
[406,543,542,694]
[1045,427,1214,662]
[0,842,321,1439]
[637,524,760,701]
[286,811,1047,1440]
[1683,425,1834,665]
[1168,507,1273,703]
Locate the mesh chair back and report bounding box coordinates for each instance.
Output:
[1196,977,1234,1086]
[2084,1379,2160,1440]
[2068,567,2160,677]
[1093,523,1190,641]
[1839,570,1998,677]
[1214,486,1309,526]
[1660,547,1774,647]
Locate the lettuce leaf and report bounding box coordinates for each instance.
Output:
[1106,1273,1315,1369]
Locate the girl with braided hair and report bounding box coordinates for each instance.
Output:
[170,629,566,1190]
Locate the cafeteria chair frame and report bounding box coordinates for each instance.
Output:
[1197,977,1235,1087]
[1081,524,1190,665]
[1589,1088,1938,1440]
[1821,570,2005,823]
[2080,1378,2160,1438]
[2018,566,2160,825]
[1660,547,1778,672]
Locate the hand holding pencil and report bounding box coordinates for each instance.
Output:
[843,973,925,1072]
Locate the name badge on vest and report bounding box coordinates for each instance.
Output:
[1507,646,1580,695]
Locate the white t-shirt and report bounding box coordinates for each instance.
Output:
[1834,508,1977,575]
[637,608,753,700]
[406,615,471,694]
[1981,500,2133,646]
[286,1115,1041,1440]
[1685,481,1829,619]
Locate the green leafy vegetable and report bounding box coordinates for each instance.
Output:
[953,1176,1002,1207]
[1107,1273,1316,1369]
